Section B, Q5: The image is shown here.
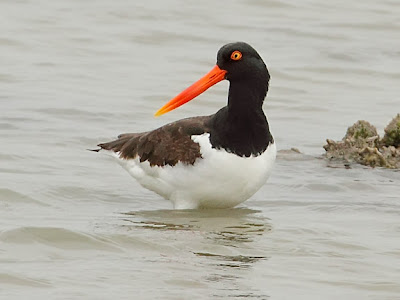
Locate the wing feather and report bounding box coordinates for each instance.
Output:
[98,116,211,166]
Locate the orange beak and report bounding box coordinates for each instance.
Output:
[155,65,227,117]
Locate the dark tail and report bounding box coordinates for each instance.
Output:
[89,134,138,153]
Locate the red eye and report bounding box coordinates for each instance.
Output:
[230,50,242,61]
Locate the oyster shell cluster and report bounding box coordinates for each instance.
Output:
[323,114,400,169]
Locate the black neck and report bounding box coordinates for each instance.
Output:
[209,79,273,157]
[228,79,267,111]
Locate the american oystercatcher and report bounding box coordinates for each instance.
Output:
[96,42,276,209]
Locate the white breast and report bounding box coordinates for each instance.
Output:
[110,133,276,209]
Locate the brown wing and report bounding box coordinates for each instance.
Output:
[98,115,212,167]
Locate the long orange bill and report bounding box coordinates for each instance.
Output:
[155,65,227,117]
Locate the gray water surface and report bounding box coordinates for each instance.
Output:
[1,0,400,299]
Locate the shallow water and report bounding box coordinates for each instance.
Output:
[1,0,400,299]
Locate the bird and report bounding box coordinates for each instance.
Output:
[95,42,276,209]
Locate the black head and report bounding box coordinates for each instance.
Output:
[216,42,270,83]
[155,42,270,116]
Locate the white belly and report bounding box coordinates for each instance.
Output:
[111,133,276,209]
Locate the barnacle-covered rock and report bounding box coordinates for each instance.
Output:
[381,114,400,148]
[324,120,379,162]
[323,116,400,169]
[345,120,378,141]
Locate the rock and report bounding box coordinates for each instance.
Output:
[358,146,389,168]
[324,120,380,162]
[290,147,301,153]
[345,120,378,140]
[381,114,400,148]
[323,116,400,169]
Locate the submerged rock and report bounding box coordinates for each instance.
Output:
[323,116,400,169]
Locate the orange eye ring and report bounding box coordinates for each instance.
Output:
[230,50,242,61]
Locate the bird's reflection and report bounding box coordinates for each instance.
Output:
[122,208,269,237]
[195,252,266,269]
[119,207,271,298]
[120,207,271,266]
